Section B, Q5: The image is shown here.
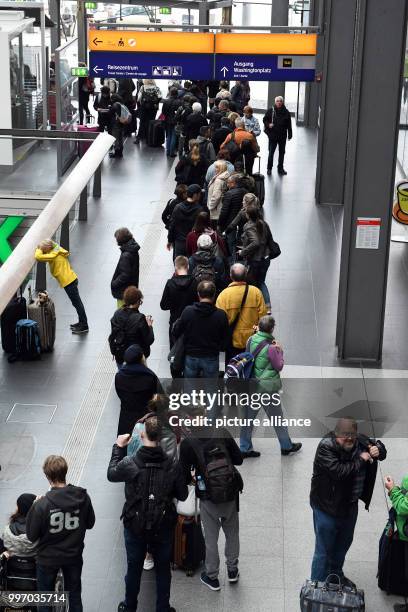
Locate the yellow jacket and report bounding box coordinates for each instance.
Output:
[35,243,77,288]
[216,282,267,349]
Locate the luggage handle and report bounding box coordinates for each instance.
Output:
[323,574,343,592]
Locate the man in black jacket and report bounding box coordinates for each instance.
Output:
[207,99,230,131]
[111,228,140,307]
[263,95,292,176]
[160,255,197,347]
[218,174,247,260]
[162,87,182,157]
[310,418,387,584]
[107,416,188,612]
[26,455,95,612]
[211,116,233,155]
[167,184,202,259]
[173,280,229,378]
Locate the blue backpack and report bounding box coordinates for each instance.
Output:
[9,319,41,362]
[224,339,270,380]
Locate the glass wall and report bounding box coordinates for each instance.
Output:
[398,46,408,173]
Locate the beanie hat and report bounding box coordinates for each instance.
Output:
[187,184,202,197]
[197,234,213,250]
[17,493,36,516]
[124,344,144,364]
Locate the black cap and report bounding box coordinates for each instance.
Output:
[123,344,144,364]
[17,493,36,516]
[187,184,202,196]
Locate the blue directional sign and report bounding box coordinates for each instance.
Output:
[215,54,316,81]
[89,51,213,80]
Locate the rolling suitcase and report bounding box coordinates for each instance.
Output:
[27,290,56,352]
[252,156,265,206]
[173,509,205,576]
[378,507,408,597]
[77,121,99,157]
[300,575,365,611]
[1,290,27,354]
[147,119,165,147]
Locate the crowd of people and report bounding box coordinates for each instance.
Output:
[2,79,406,612]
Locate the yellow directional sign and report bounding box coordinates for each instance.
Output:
[215,33,317,55]
[89,31,215,53]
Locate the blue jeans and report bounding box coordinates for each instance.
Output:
[239,396,292,452]
[124,527,173,612]
[184,355,219,379]
[37,560,83,612]
[64,279,88,325]
[248,259,271,306]
[165,126,177,156]
[310,504,358,582]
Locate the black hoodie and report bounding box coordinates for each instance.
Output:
[168,200,202,244]
[173,302,229,357]
[160,274,198,325]
[111,238,140,300]
[26,485,95,566]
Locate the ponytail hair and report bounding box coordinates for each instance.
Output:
[189,140,201,166]
[246,204,264,236]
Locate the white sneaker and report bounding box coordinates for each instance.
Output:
[143,557,154,571]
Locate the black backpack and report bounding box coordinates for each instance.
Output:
[192,258,216,284]
[191,437,243,504]
[141,87,159,111]
[108,312,130,361]
[122,456,177,537]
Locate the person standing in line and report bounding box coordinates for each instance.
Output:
[243,106,261,137]
[160,255,197,348]
[77,68,94,125]
[107,416,188,612]
[184,102,208,145]
[230,80,251,115]
[111,228,140,308]
[220,118,259,175]
[93,85,111,132]
[211,117,233,155]
[161,184,188,232]
[217,174,248,260]
[26,455,95,612]
[162,87,182,157]
[207,160,231,226]
[175,140,210,188]
[167,184,203,259]
[135,79,161,143]
[186,211,227,257]
[263,95,292,176]
[310,418,386,585]
[35,240,88,335]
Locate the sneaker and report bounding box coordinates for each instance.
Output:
[227,569,239,583]
[267,169,272,176]
[281,442,302,456]
[241,450,261,458]
[278,168,287,175]
[71,324,89,335]
[200,572,221,591]
[70,322,80,329]
[143,557,154,571]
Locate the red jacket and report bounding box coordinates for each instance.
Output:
[186,228,227,257]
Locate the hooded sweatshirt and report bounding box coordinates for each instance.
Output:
[168,200,202,243]
[35,243,77,288]
[173,301,229,357]
[188,248,225,289]
[160,274,198,325]
[111,238,140,300]
[26,485,95,566]
[389,475,408,542]
[2,516,38,557]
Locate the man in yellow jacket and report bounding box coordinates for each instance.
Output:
[216,262,266,363]
[35,240,88,334]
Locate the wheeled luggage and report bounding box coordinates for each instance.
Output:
[27,290,56,352]
[1,291,27,354]
[173,513,205,576]
[77,121,99,157]
[8,319,41,362]
[147,119,165,147]
[378,507,408,597]
[300,574,365,611]
[252,156,265,206]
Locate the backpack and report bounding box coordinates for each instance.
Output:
[141,87,159,111]
[8,319,41,362]
[192,258,216,284]
[122,455,177,537]
[117,103,132,125]
[224,339,271,380]
[190,437,243,504]
[224,131,241,162]
[108,315,128,361]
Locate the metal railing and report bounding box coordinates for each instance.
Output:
[0,132,115,315]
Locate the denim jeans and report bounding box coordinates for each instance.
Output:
[184,355,219,379]
[248,259,271,306]
[239,396,292,452]
[37,560,83,612]
[310,504,358,582]
[165,126,177,156]
[64,279,88,325]
[124,527,173,612]
[226,231,237,265]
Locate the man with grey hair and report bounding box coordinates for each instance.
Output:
[263,95,292,176]
[220,117,259,173]
[310,417,387,585]
[216,263,266,365]
[207,98,230,131]
[185,101,208,143]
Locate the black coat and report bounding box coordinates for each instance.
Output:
[218,186,248,232]
[263,105,292,140]
[111,239,140,300]
[160,274,198,326]
[211,126,232,154]
[184,112,208,142]
[175,156,209,188]
[110,308,154,362]
[162,97,182,127]
[206,108,228,130]
[115,363,160,435]
[173,302,229,358]
[310,433,387,518]
[168,200,203,244]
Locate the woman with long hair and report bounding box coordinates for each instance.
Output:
[1,494,38,557]
[207,160,231,226]
[175,139,210,187]
[236,203,274,310]
[186,211,227,256]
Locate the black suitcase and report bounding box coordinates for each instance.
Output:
[147,119,165,147]
[1,291,27,354]
[378,508,408,597]
[173,514,205,576]
[252,156,265,206]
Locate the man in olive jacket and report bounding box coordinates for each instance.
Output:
[310,418,387,585]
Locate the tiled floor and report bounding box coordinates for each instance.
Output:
[0,123,407,611]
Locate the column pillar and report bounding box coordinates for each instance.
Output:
[303,0,323,128]
[336,0,408,362]
[267,0,289,108]
[77,0,87,63]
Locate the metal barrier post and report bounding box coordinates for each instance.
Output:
[35,262,47,292]
[93,163,102,198]
[79,185,88,220]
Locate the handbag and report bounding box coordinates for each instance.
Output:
[176,485,199,517]
[300,574,365,611]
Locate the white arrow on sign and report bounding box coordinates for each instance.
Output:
[93,66,103,73]
[221,66,229,77]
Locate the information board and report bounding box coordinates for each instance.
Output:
[215,54,316,81]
